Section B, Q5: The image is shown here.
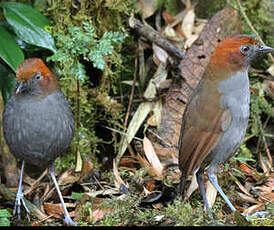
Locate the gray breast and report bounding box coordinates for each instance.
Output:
[3,91,74,168]
[206,70,250,171]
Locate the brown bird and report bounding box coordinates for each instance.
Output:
[178,35,273,214]
[3,58,76,226]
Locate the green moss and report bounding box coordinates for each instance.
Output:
[36,0,136,170]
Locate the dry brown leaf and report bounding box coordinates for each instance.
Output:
[44,203,75,219]
[181,8,195,38]
[82,161,93,175]
[243,203,263,214]
[58,169,81,186]
[143,137,164,179]
[239,164,253,175]
[87,208,113,223]
[162,11,175,24]
[152,43,169,66]
[136,153,151,168]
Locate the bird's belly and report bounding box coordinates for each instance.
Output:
[209,114,249,166]
[3,92,74,168]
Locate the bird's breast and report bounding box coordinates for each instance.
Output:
[209,70,250,165]
[217,70,250,119]
[3,91,74,168]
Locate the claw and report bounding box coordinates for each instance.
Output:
[64,215,77,226]
[13,190,29,220]
[13,160,29,220]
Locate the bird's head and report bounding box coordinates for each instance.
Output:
[15,58,59,95]
[208,35,273,78]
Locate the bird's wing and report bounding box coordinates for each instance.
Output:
[178,80,231,176]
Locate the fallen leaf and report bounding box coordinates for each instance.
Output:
[163,25,177,38]
[58,169,81,186]
[206,179,217,209]
[162,11,175,24]
[181,8,195,38]
[243,203,263,214]
[143,137,164,179]
[152,43,169,66]
[267,63,274,76]
[87,208,113,223]
[44,203,75,219]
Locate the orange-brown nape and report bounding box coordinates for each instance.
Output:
[209,35,259,74]
[16,58,55,82]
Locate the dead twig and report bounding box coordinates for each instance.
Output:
[24,169,47,196]
[129,15,185,59]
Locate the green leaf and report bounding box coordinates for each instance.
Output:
[71,192,83,200]
[70,60,86,81]
[0,63,16,104]
[0,2,56,53]
[0,209,12,226]
[0,26,24,71]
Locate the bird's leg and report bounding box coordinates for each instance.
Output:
[13,160,29,220]
[196,168,213,219]
[208,172,236,213]
[48,164,77,226]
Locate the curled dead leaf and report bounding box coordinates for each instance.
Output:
[143,137,164,179]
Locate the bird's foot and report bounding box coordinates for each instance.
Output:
[64,215,77,226]
[13,190,29,220]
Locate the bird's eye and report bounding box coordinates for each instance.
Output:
[35,73,41,80]
[240,45,250,54]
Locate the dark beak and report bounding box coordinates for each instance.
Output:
[16,82,24,94]
[258,45,274,53]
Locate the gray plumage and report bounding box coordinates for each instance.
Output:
[3,90,74,169]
